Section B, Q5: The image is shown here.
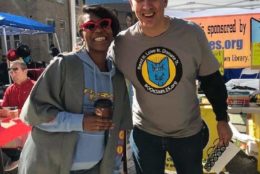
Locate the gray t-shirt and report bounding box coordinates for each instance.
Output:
[110,17,219,137]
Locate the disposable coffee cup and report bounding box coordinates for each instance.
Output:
[94,99,113,119]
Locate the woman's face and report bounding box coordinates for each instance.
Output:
[80,13,113,53]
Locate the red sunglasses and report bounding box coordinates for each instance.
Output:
[80,18,112,32]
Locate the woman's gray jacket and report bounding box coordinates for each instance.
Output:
[18,52,132,174]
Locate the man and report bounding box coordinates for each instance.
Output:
[1,60,35,172]
[109,0,233,173]
[2,60,35,110]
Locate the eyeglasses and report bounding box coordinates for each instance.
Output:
[8,67,19,72]
[80,18,112,32]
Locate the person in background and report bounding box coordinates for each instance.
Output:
[109,0,233,174]
[18,5,132,174]
[15,43,45,69]
[49,43,60,57]
[111,9,118,17]
[16,44,32,66]
[0,56,9,87]
[1,60,35,110]
[0,60,35,172]
[1,49,19,87]
[125,12,135,28]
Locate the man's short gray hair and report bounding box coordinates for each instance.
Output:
[10,59,28,70]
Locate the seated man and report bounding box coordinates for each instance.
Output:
[1,60,35,172]
[1,60,35,110]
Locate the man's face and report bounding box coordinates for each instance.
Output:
[130,0,167,29]
[9,63,27,84]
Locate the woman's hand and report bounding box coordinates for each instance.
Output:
[82,113,114,131]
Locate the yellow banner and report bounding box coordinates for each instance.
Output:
[212,50,224,74]
[188,13,260,68]
[252,42,260,68]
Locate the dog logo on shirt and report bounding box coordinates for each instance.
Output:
[136,47,182,95]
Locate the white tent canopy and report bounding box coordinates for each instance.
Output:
[167,0,260,12]
[85,0,260,18]
[166,0,260,18]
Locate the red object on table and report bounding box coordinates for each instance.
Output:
[0,118,31,147]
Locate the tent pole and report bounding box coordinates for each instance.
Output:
[70,0,76,50]
[2,27,12,84]
[54,33,61,52]
[2,27,8,56]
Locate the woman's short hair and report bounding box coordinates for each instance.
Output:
[78,5,120,37]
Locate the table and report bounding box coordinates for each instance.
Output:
[0,117,31,148]
[225,79,260,93]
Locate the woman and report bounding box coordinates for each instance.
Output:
[18,6,132,174]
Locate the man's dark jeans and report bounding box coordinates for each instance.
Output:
[70,163,99,174]
[130,127,204,174]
